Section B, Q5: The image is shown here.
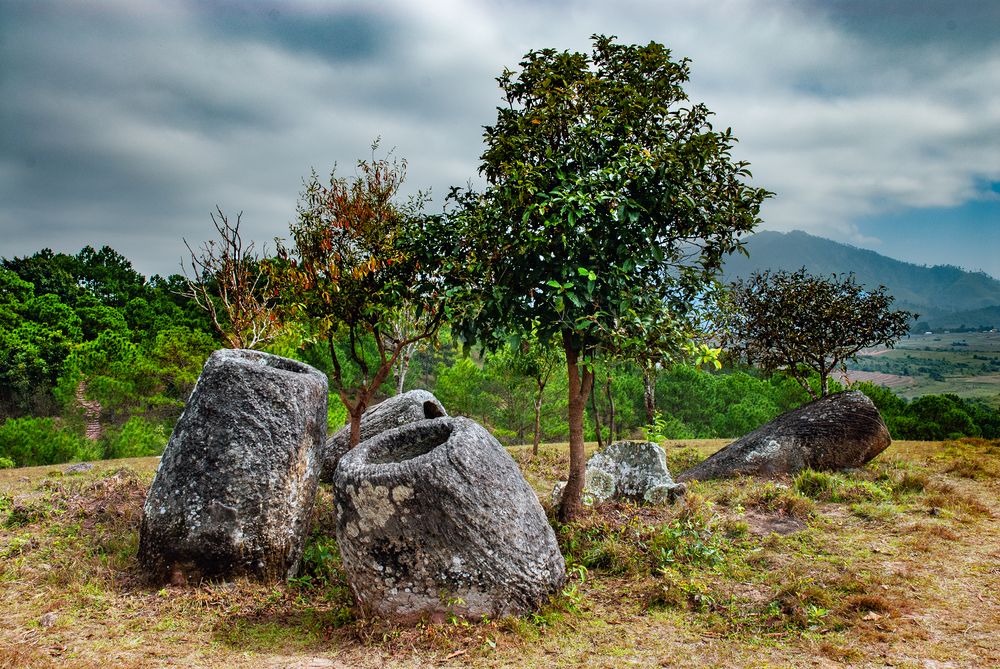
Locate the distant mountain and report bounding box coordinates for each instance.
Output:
[722,230,1000,329]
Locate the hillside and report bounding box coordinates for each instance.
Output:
[723,230,1000,328]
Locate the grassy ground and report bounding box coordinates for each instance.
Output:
[1,438,997,669]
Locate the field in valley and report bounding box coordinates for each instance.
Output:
[848,332,1000,406]
[1,438,998,669]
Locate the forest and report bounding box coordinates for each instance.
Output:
[2,244,997,471]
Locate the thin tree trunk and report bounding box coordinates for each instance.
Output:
[591,381,604,450]
[559,338,594,523]
[605,372,616,441]
[394,342,415,395]
[643,367,656,423]
[532,381,544,456]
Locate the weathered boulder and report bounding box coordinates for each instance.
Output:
[677,390,891,482]
[320,389,446,482]
[334,416,564,622]
[138,349,328,584]
[552,440,686,506]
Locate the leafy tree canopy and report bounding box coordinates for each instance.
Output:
[720,268,917,398]
[446,35,770,519]
[274,143,454,446]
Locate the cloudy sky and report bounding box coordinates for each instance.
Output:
[2,0,999,279]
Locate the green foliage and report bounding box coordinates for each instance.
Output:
[854,382,997,440]
[441,35,768,518]
[435,357,489,420]
[100,417,168,460]
[0,417,98,468]
[793,470,891,504]
[721,268,916,398]
[453,35,769,357]
[0,456,13,469]
[1,247,218,429]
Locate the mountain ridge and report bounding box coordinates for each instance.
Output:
[722,230,1000,328]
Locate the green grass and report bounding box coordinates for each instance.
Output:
[0,439,997,668]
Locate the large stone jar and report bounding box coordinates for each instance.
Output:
[334,416,564,622]
[678,390,891,482]
[320,389,446,482]
[138,349,328,583]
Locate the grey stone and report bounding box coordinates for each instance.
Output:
[333,416,564,622]
[677,390,891,482]
[553,441,686,506]
[138,349,328,583]
[64,462,94,475]
[320,390,446,482]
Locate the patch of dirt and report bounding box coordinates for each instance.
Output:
[743,511,807,536]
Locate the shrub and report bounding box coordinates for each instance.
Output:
[100,417,168,460]
[0,416,98,467]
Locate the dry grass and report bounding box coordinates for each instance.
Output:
[1,438,998,668]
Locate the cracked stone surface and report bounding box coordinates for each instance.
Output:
[677,390,891,482]
[333,416,564,622]
[138,349,328,583]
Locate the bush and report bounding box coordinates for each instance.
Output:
[100,417,168,459]
[0,416,98,467]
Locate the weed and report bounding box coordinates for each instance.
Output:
[719,478,815,519]
[648,517,724,572]
[667,446,705,474]
[647,567,718,612]
[794,469,891,504]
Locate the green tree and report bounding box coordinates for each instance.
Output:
[447,35,768,519]
[486,335,562,453]
[275,145,451,447]
[721,268,916,399]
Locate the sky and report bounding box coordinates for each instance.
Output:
[2,0,999,279]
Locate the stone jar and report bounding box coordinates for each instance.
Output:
[333,416,564,622]
[138,349,328,583]
[678,390,891,481]
[320,389,447,482]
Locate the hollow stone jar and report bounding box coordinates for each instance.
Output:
[138,349,328,583]
[333,416,564,622]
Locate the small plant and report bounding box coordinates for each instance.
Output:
[647,567,717,612]
[648,516,724,572]
[667,446,705,474]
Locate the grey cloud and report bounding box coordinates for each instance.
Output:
[1,0,998,277]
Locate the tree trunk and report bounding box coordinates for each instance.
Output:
[591,382,604,450]
[394,342,416,395]
[532,382,543,456]
[348,399,366,448]
[605,372,616,441]
[559,338,594,523]
[643,368,656,423]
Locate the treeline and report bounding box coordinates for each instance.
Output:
[1,246,998,469]
[0,247,218,467]
[854,383,1000,440]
